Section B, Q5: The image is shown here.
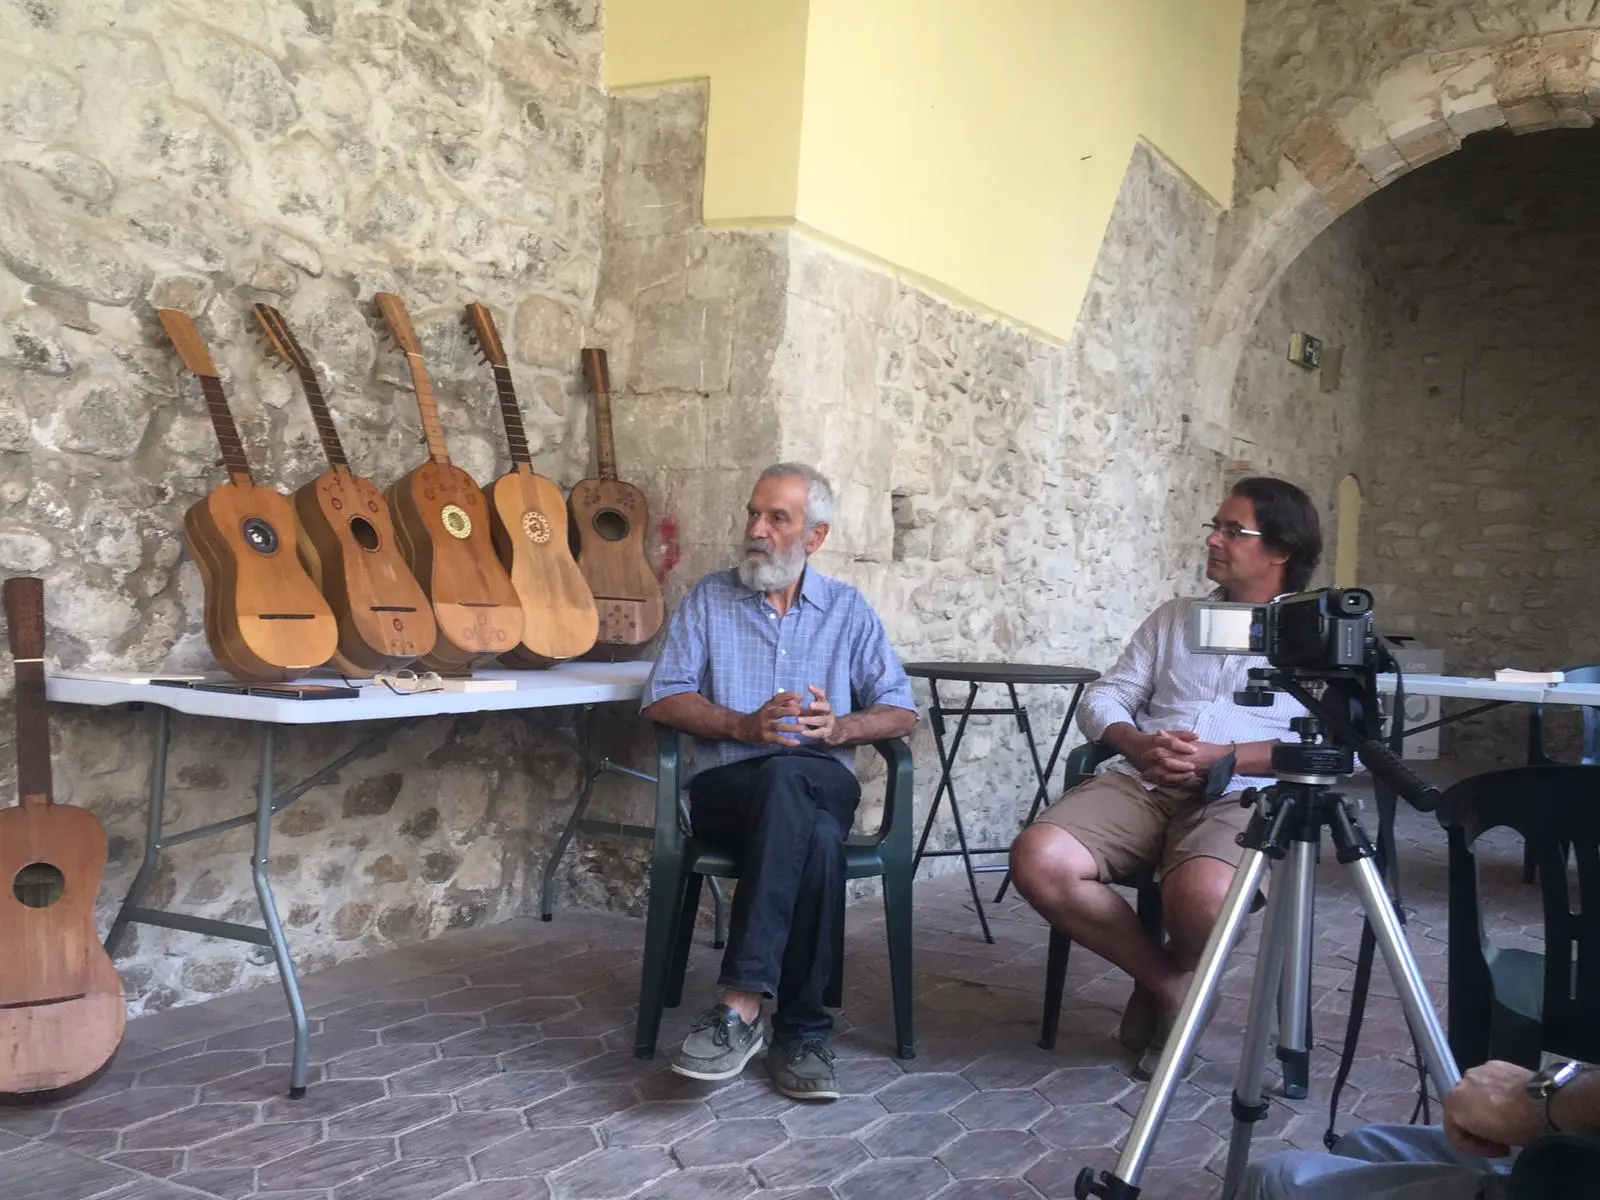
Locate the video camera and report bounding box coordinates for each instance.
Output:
[1186,586,1382,672]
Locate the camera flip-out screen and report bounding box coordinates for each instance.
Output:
[1186,601,1264,655]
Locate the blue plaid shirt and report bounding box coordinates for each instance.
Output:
[643,566,917,781]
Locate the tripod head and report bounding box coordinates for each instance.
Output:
[1242,665,1442,812]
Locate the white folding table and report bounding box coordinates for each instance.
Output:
[1375,673,1600,742]
[47,662,658,1098]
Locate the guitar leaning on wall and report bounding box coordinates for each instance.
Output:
[570,348,664,658]
[374,292,524,671]
[252,303,439,675]
[465,301,598,666]
[0,577,126,1101]
[158,308,338,682]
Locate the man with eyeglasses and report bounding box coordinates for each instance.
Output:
[1009,476,1323,1078]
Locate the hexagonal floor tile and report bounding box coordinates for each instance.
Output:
[778,1095,886,1138]
[380,1013,485,1045]
[670,1116,788,1168]
[389,1055,501,1096]
[1036,1065,1136,1108]
[858,1112,963,1159]
[1032,1103,1136,1152]
[426,985,525,1015]
[472,1127,599,1178]
[834,1157,952,1200]
[875,1072,976,1113]
[950,1088,1051,1131]
[550,1145,674,1200]
[630,1165,754,1200]
[332,1156,475,1200]
[328,1094,455,1140]
[598,1100,713,1148]
[187,1121,323,1171]
[55,1088,199,1133]
[255,1137,397,1190]
[120,1103,258,1150]
[752,1135,869,1189]
[398,1110,525,1160]
[525,1085,638,1128]
[937,1130,1050,1179]
[436,1025,544,1059]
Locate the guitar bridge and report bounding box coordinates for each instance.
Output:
[369,606,419,613]
[258,613,319,620]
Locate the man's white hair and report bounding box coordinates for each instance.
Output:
[758,462,835,532]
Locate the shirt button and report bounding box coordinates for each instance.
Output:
[780,649,787,656]
[767,612,776,620]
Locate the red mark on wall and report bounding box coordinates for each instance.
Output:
[655,515,681,585]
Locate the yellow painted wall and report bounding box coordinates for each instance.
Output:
[605,0,1246,341]
[603,0,810,222]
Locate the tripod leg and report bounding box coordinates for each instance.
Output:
[1095,850,1270,1194]
[1276,836,1317,1101]
[1219,857,1297,1200]
[1345,852,1461,1096]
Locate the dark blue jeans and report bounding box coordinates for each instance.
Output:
[689,752,861,1043]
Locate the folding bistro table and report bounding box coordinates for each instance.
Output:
[47,662,653,1098]
[903,662,1099,942]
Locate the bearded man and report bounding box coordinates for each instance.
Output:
[642,463,917,1101]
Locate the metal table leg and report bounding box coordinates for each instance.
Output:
[992,682,1085,903]
[106,711,408,1098]
[251,726,310,1098]
[912,680,995,942]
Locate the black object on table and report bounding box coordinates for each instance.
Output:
[903,662,1099,942]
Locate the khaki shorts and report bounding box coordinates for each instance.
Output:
[1035,769,1250,883]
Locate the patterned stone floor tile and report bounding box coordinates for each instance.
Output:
[327,1094,454,1140]
[597,1099,713,1147]
[188,1121,322,1171]
[261,1079,386,1122]
[835,1156,953,1200]
[778,1095,886,1138]
[633,1164,754,1200]
[397,1110,526,1160]
[938,1129,1051,1179]
[455,1070,568,1111]
[120,1102,258,1150]
[751,1136,870,1189]
[330,1156,474,1200]
[255,1138,398,1190]
[388,1056,501,1096]
[875,1072,977,1112]
[950,1087,1051,1131]
[470,1127,599,1178]
[523,1084,637,1128]
[550,1145,674,1200]
[859,1111,964,1158]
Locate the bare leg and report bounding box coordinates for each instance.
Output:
[1010,824,1189,1011]
[1161,856,1239,977]
[719,989,762,1022]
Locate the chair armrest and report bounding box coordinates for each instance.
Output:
[869,737,914,856]
[653,723,688,854]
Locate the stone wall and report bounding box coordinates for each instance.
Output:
[0,0,624,1013]
[1356,126,1600,762]
[596,86,1230,866]
[1235,0,1600,201]
[1226,203,1376,547]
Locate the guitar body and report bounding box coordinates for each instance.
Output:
[489,468,597,666]
[184,483,339,681]
[294,469,438,675]
[568,476,664,659]
[0,802,126,1100]
[386,461,523,670]
[1,576,125,1102]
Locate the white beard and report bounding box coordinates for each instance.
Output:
[737,537,807,592]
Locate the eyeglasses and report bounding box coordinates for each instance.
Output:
[1202,521,1263,541]
[368,669,444,695]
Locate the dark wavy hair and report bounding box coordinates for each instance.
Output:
[1230,477,1322,593]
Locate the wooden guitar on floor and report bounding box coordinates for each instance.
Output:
[0,577,126,1102]
[570,348,664,658]
[465,301,598,666]
[374,292,524,671]
[158,309,338,681]
[252,303,438,675]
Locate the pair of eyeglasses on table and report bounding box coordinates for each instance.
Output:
[341,669,446,696]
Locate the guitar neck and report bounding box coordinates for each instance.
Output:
[490,366,533,467]
[297,373,349,468]
[198,376,254,485]
[582,348,617,482]
[4,578,52,804]
[402,352,452,464]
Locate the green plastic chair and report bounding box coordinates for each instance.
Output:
[1521,664,1600,884]
[632,725,916,1060]
[1439,765,1600,1071]
[1508,1131,1600,1199]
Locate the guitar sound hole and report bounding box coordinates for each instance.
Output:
[241,517,280,555]
[13,862,64,908]
[592,509,629,542]
[348,515,380,552]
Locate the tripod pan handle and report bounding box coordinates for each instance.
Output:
[1357,738,1441,812]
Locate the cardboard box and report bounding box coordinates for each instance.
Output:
[1383,641,1444,760]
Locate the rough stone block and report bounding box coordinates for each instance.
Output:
[1283,118,1355,188]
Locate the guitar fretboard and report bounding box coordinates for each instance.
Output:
[402,352,452,465]
[491,365,532,466]
[297,373,349,468]
[4,577,52,803]
[198,376,254,484]
[582,348,617,482]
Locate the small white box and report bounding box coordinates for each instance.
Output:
[1383,642,1444,760]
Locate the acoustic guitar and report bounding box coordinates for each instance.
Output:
[252,303,438,676]
[464,302,598,667]
[570,348,664,658]
[0,577,126,1101]
[158,309,338,682]
[374,292,523,670]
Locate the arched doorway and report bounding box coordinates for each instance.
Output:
[1333,474,1361,589]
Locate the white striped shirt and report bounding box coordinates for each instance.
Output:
[1078,597,1305,793]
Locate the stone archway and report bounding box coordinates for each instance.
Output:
[1195,29,1600,438]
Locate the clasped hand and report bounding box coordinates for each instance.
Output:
[740,685,838,747]
[1130,729,1232,787]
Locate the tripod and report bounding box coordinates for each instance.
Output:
[1075,711,1461,1200]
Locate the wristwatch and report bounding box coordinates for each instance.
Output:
[1527,1061,1586,1135]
